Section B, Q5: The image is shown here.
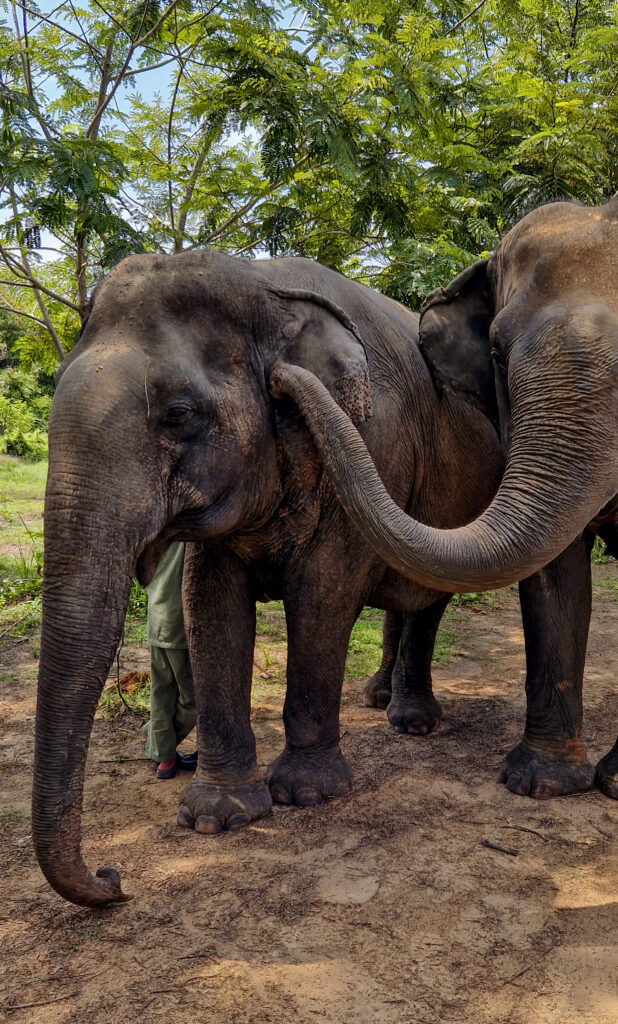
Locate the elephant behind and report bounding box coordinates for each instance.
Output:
[272,198,618,803]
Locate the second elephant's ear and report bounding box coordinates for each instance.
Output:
[419,259,497,422]
[270,288,372,426]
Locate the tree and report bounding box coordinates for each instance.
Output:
[0,0,615,368]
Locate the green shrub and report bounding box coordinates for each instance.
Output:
[0,366,53,461]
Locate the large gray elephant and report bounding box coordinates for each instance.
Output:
[270,198,618,800]
[34,240,602,908]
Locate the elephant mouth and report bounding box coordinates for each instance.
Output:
[134,500,235,585]
[136,535,173,586]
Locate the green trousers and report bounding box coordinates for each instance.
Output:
[142,646,197,763]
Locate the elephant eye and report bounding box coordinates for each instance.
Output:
[163,402,196,425]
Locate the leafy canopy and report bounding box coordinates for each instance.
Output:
[0,0,615,381]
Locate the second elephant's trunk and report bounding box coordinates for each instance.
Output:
[270,356,616,592]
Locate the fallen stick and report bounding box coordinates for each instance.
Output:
[98,757,151,764]
[5,991,79,1011]
[502,821,548,842]
[481,839,518,856]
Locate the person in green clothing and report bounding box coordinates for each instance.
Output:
[142,542,198,780]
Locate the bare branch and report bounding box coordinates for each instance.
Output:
[11,2,55,141]
[445,0,490,35]
[0,291,48,328]
[17,2,103,62]
[199,151,314,247]
[0,247,80,314]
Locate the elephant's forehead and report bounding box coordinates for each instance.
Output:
[496,201,618,297]
[94,251,261,316]
[502,200,618,254]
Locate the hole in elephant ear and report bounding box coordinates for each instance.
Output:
[270,286,372,426]
[418,259,499,426]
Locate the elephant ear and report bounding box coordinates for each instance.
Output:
[270,288,372,426]
[418,259,498,423]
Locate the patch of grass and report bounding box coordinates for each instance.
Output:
[127,579,148,617]
[124,617,147,645]
[597,575,618,603]
[0,805,33,865]
[0,459,45,642]
[433,627,456,665]
[0,542,43,607]
[0,597,42,641]
[99,671,151,719]
[0,455,47,500]
[0,804,29,827]
[345,606,383,679]
[256,601,287,641]
[592,536,615,564]
[450,591,494,610]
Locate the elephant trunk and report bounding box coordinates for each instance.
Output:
[270,348,617,591]
[33,498,140,905]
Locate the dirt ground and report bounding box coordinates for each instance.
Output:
[1,566,617,1024]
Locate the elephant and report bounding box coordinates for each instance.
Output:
[269,197,618,806]
[34,241,602,908]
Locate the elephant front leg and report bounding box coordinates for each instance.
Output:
[177,544,272,834]
[501,532,595,799]
[266,580,355,807]
[386,596,452,735]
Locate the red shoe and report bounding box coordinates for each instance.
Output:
[156,760,177,780]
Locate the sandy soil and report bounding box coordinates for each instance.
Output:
[1,566,616,1024]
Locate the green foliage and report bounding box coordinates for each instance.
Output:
[592,536,609,564]
[0,0,616,474]
[1,0,615,377]
[450,591,495,610]
[0,366,52,459]
[127,579,148,618]
[345,606,384,680]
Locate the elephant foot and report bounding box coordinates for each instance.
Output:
[177,774,272,834]
[387,693,442,735]
[500,740,594,799]
[267,745,352,806]
[363,669,392,709]
[594,743,618,799]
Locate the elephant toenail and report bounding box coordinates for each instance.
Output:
[177,806,194,830]
[531,781,560,799]
[295,787,322,806]
[270,784,292,805]
[506,773,528,796]
[225,812,252,831]
[195,815,222,834]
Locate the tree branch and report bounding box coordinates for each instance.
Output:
[11,2,55,141]
[0,291,48,328]
[0,247,80,313]
[446,0,491,35]
[199,151,314,247]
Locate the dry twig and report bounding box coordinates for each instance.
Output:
[481,839,518,856]
[5,991,79,1011]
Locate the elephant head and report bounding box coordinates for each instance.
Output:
[34,251,371,907]
[270,198,618,591]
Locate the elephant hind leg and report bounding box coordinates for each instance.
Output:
[363,611,402,709]
[385,595,451,736]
